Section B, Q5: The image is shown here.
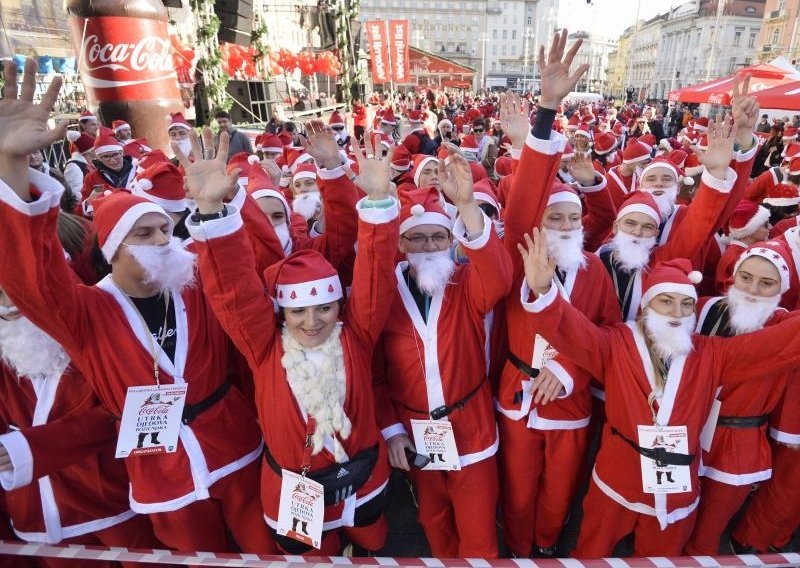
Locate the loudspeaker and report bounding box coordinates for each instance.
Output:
[215,0,251,15]
[216,0,252,45]
[225,80,281,124]
[161,0,183,7]
[218,28,251,45]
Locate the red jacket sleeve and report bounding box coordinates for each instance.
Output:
[455,216,513,315]
[744,168,777,203]
[236,189,286,274]
[580,175,616,252]
[309,168,360,268]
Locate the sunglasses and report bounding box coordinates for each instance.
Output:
[473,128,484,133]
[331,126,345,131]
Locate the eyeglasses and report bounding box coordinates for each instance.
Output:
[402,233,450,245]
[98,152,122,160]
[473,128,484,133]
[331,126,345,131]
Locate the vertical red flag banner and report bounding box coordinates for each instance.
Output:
[389,20,410,84]
[366,20,391,84]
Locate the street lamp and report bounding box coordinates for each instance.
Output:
[522,26,533,94]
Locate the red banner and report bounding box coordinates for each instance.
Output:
[365,20,391,84]
[388,19,410,84]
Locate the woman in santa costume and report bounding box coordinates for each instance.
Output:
[517,229,800,557]
[685,241,799,555]
[182,131,399,555]
[714,200,771,293]
[0,59,274,554]
[492,32,620,558]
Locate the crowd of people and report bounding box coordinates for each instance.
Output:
[0,29,798,567]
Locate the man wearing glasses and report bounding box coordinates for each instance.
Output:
[471,118,498,179]
[79,128,137,216]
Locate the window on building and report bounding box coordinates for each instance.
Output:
[502,45,507,55]
[749,32,756,47]
[436,41,444,51]
[527,3,533,10]
[511,45,517,55]
[492,44,498,55]
[772,27,781,45]
[503,29,507,39]
[728,57,736,73]
[493,29,498,39]
[492,61,497,71]
[512,29,517,40]
[527,16,532,25]
[458,42,467,52]
[503,17,507,24]
[734,29,742,46]
[745,6,756,14]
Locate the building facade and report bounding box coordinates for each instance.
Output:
[565,31,617,95]
[756,0,800,65]
[605,28,632,99]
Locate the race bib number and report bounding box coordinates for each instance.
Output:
[116,385,187,458]
[277,470,324,548]
[532,334,558,369]
[637,424,691,494]
[410,419,461,471]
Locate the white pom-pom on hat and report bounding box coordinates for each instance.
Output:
[103,190,113,196]
[688,270,703,284]
[682,176,694,186]
[137,178,153,191]
[410,204,425,216]
[247,154,260,165]
[66,130,81,143]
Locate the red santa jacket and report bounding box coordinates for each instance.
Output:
[769,370,800,444]
[604,165,636,209]
[0,169,264,513]
[374,216,512,466]
[770,215,798,238]
[498,130,621,426]
[520,285,800,529]
[695,296,798,485]
[0,364,134,543]
[776,226,800,310]
[745,165,785,204]
[190,188,399,529]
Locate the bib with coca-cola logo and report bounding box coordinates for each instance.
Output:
[69,17,180,102]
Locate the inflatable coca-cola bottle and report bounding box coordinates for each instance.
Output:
[66,0,183,153]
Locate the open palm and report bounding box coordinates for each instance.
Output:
[0,58,66,156]
[172,126,238,207]
[499,92,531,149]
[350,135,392,200]
[538,29,590,110]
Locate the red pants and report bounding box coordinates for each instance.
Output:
[39,513,162,568]
[573,480,697,558]
[498,416,588,556]
[407,455,499,558]
[684,478,751,555]
[733,442,800,551]
[149,458,277,554]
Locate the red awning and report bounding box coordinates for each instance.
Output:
[750,80,800,110]
[441,80,472,88]
[668,63,799,105]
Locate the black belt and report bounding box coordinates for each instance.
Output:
[397,380,485,420]
[717,415,768,429]
[508,352,539,405]
[181,381,231,425]
[611,427,694,467]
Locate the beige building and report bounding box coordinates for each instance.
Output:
[757,0,800,64]
[606,28,632,99]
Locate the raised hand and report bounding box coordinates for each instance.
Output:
[438,145,475,207]
[568,151,597,186]
[538,29,590,110]
[172,126,238,214]
[350,134,393,200]
[729,74,759,149]
[697,113,735,179]
[300,119,343,169]
[0,58,66,157]
[517,229,556,296]
[262,157,282,186]
[499,91,531,149]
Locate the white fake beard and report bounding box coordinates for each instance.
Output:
[642,308,695,361]
[274,221,292,254]
[0,316,70,379]
[292,191,321,222]
[542,227,587,272]
[124,237,197,296]
[407,250,456,296]
[174,139,192,158]
[726,286,780,334]
[645,185,678,218]
[610,231,656,271]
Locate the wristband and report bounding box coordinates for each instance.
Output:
[191,204,228,222]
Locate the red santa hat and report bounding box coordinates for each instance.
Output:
[66,130,94,154]
[263,250,343,308]
[574,124,593,141]
[111,120,130,134]
[408,110,424,123]
[616,190,661,224]
[696,135,708,151]
[641,259,702,308]
[733,241,792,293]
[788,156,800,176]
[277,131,293,147]
[566,114,580,129]
[79,110,96,122]
[328,111,346,128]
[782,142,800,161]
[292,163,318,183]
[690,117,709,132]
[668,149,688,169]
[93,127,123,156]
[640,157,687,185]
[381,108,397,126]
[94,192,174,262]
[136,149,170,174]
[227,152,260,183]
[473,178,500,212]
[684,152,704,177]
[370,130,394,151]
[547,183,582,208]
[593,132,617,155]
[391,145,412,171]
[412,155,439,187]
[638,133,657,151]
[612,122,626,137]
[167,112,192,133]
[622,140,652,164]
[495,155,513,177]
[131,162,187,213]
[259,133,283,154]
[727,200,770,240]
[763,183,800,207]
[399,187,452,234]
[782,126,798,142]
[461,135,480,153]
[470,162,489,183]
[247,163,290,216]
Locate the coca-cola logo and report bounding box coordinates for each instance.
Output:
[82,34,174,75]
